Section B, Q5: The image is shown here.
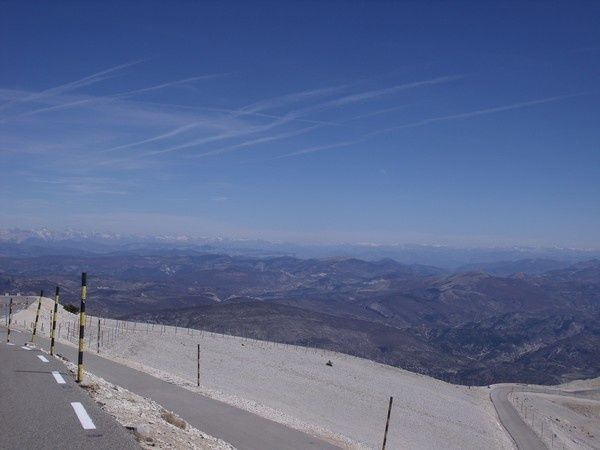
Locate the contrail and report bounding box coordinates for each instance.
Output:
[371,92,591,135]
[285,75,462,119]
[191,125,321,158]
[97,122,203,154]
[0,59,145,113]
[115,73,229,98]
[277,141,354,158]
[238,82,354,114]
[2,72,223,122]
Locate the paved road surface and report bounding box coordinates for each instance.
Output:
[491,385,547,450]
[0,328,138,450]
[13,328,341,450]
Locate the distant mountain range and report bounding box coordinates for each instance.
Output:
[1,227,599,268]
[1,237,599,385]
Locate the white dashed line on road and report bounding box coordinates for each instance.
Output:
[52,371,66,384]
[21,346,31,350]
[6,342,14,345]
[37,355,49,362]
[71,402,96,430]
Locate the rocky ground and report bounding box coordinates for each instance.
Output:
[61,358,235,450]
[509,380,600,450]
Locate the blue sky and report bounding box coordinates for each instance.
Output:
[1,1,599,247]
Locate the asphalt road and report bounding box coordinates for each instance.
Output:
[0,327,138,450]
[26,331,341,450]
[491,385,547,450]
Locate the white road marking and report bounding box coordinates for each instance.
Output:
[6,342,14,345]
[21,346,32,350]
[52,371,66,384]
[71,402,96,430]
[37,355,49,363]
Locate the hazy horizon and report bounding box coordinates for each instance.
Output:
[3,226,600,256]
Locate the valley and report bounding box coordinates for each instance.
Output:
[2,250,598,385]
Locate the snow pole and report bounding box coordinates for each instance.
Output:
[381,396,393,450]
[97,318,101,354]
[50,286,59,356]
[31,290,44,343]
[6,297,13,342]
[197,343,200,386]
[76,273,87,383]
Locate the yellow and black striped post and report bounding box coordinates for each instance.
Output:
[381,396,393,450]
[31,290,44,343]
[6,297,13,342]
[76,273,87,383]
[50,286,59,356]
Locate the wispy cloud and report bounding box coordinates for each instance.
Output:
[372,92,591,135]
[2,70,466,169]
[1,73,229,123]
[0,59,145,113]
[97,122,205,154]
[319,75,462,108]
[342,104,409,122]
[277,141,355,158]
[236,74,458,117]
[133,112,304,159]
[28,176,135,195]
[114,73,230,98]
[190,125,321,158]
[238,82,354,114]
[281,75,462,121]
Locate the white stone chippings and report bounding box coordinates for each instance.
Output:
[11,298,515,450]
[62,360,234,450]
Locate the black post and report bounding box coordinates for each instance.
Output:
[6,297,13,342]
[197,343,200,386]
[77,273,87,383]
[382,396,393,450]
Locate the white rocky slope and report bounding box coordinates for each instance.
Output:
[510,378,600,450]
[8,296,513,449]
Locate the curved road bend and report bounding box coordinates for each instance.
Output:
[10,329,341,450]
[491,385,546,450]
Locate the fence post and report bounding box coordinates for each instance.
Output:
[31,290,44,343]
[6,297,13,342]
[382,396,393,450]
[76,273,87,383]
[50,287,59,356]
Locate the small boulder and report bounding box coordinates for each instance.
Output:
[133,423,154,442]
[161,410,187,429]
